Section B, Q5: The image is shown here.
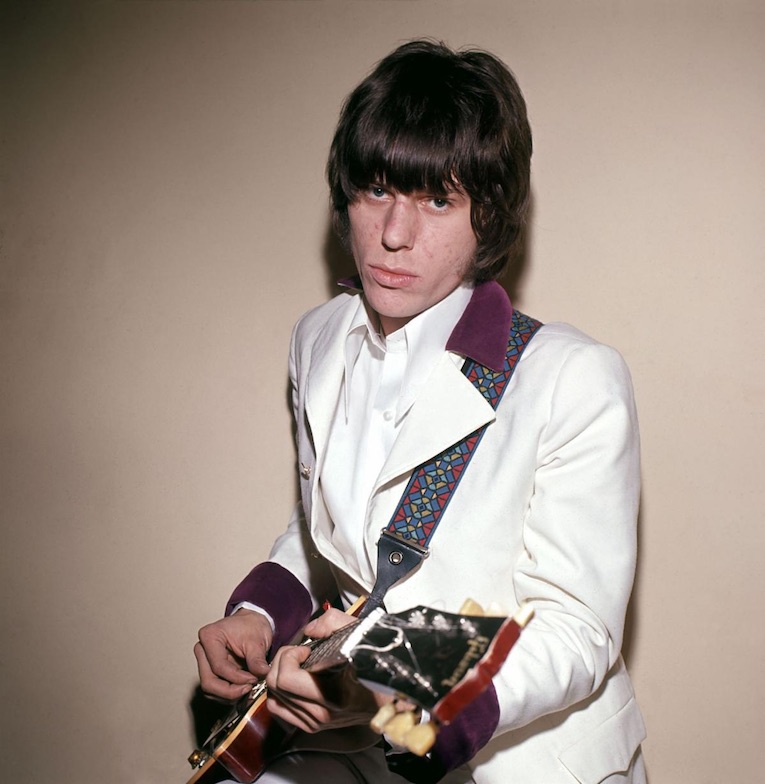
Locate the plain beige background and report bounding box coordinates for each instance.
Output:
[2,1,763,782]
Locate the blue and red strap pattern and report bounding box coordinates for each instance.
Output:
[386,310,542,548]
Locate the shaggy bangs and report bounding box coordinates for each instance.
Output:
[341,87,473,198]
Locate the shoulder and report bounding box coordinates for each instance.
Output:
[528,321,630,369]
[519,321,635,398]
[292,292,359,351]
[530,321,613,352]
[292,291,359,346]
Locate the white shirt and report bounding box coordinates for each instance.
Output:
[321,284,474,585]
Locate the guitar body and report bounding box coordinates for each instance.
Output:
[187,687,289,784]
[187,597,368,784]
[187,684,379,784]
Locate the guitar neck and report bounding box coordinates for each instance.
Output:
[301,620,363,672]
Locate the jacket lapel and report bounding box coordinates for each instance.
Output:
[304,282,511,586]
[300,297,363,568]
[359,354,496,568]
[303,298,357,469]
[377,354,496,489]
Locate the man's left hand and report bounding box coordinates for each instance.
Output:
[265,608,387,733]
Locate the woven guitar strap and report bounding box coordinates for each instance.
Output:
[360,309,542,618]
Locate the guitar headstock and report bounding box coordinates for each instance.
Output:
[304,600,532,755]
[340,606,502,712]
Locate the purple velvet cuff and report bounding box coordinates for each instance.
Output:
[431,682,499,771]
[226,562,313,655]
[387,682,499,782]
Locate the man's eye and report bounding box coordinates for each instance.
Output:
[431,197,450,209]
[370,186,386,198]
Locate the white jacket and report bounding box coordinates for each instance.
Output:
[237,281,646,783]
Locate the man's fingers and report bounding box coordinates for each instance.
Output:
[266,645,313,693]
[266,660,331,733]
[196,630,259,685]
[267,689,327,734]
[243,648,271,679]
[265,645,329,731]
[197,616,270,682]
[194,642,253,701]
[303,608,356,638]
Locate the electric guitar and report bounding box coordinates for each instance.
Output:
[186,601,533,783]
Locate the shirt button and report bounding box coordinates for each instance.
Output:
[383,410,394,422]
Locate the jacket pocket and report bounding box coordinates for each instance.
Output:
[558,696,646,783]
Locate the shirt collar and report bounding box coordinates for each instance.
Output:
[340,283,476,422]
[340,276,514,374]
[341,302,371,417]
[394,284,474,419]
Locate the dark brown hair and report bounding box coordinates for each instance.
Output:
[327,40,532,281]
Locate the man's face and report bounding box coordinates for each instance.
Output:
[347,184,477,335]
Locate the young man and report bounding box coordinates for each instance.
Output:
[195,40,646,783]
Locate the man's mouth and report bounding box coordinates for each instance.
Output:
[368,266,416,288]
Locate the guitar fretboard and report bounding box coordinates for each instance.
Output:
[302,619,362,671]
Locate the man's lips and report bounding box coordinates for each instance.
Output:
[368,265,417,288]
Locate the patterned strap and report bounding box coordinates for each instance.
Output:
[386,309,542,548]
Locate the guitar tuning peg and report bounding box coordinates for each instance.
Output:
[512,603,535,628]
[404,720,438,756]
[369,703,439,756]
[370,702,397,734]
[381,710,417,745]
[458,598,485,616]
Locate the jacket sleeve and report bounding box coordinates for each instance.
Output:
[492,339,640,733]
[386,687,500,783]
[400,339,641,779]
[225,314,335,652]
[225,559,313,654]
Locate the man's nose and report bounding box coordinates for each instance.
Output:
[381,197,418,251]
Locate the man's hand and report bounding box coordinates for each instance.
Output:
[265,608,386,733]
[195,609,273,701]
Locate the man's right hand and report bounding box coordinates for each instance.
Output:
[195,609,273,701]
